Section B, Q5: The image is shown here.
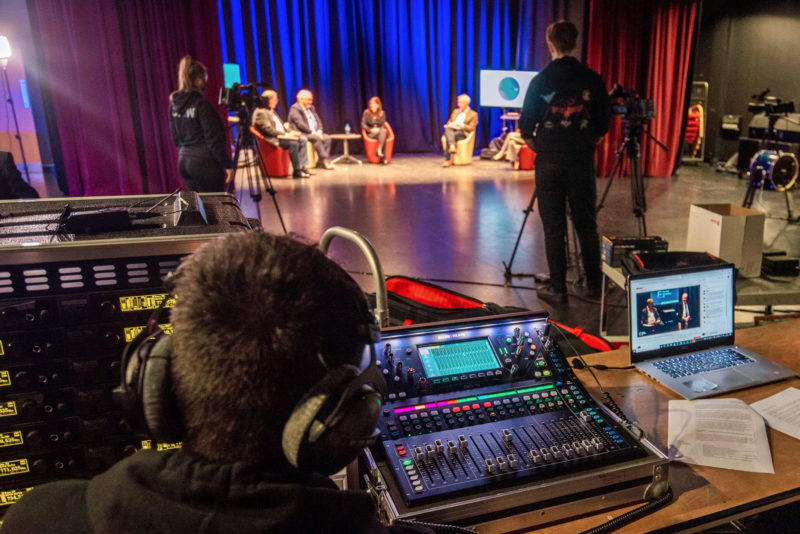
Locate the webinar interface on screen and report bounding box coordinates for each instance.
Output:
[629,268,734,355]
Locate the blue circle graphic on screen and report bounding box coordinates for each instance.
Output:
[498,77,520,100]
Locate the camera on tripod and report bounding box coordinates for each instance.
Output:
[609,84,655,123]
[748,89,795,116]
[218,82,269,124]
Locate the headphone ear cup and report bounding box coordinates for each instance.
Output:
[282,365,363,474]
[139,336,183,444]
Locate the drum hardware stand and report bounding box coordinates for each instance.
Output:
[742,112,800,223]
[227,118,287,234]
[597,121,669,237]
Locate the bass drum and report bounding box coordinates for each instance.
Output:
[749,149,799,191]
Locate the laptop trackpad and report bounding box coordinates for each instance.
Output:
[685,377,719,393]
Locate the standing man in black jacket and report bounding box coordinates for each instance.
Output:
[288,89,334,170]
[519,21,610,304]
[169,55,233,192]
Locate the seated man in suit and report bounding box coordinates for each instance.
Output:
[252,89,312,179]
[677,292,694,330]
[641,298,662,331]
[0,232,437,534]
[288,89,334,170]
[441,94,478,167]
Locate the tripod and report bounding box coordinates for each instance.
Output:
[227,116,287,234]
[597,120,668,236]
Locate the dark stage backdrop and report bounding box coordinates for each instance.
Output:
[694,0,800,163]
[27,0,223,196]
[217,0,584,153]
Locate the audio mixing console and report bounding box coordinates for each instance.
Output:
[364,312,668,530]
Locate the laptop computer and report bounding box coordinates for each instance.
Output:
[627,263,795,399]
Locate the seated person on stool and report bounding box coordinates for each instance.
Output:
[288,89,334,170]
[362,96,389,164]
[0,233,436,534]
[442,94,478,167]
[492,130,526,168]
[252,89,312,179]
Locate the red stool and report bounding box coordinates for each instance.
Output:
[249,126,291,177]
[518,144,536,170]
[362,122,395,163]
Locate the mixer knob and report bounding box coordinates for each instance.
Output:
[447,440,458,457]
[434,439,444,454]
[540,448,552,462]
[503,358,513,368]
[562,443,575,458]
[484,458,497,473]
[98,300,117,319]
[382,369,389,376]
[573,441,586,456]
[496,456,508,472]
[582,439,594,454]
[458,435,469,449]
[550,445,563,460]
[501,429,513,443]
[580,410,592,423]
[393,376,400,383]
[414,447,425,462]
[592,437,605,451]
[506,453,518,469]
[529,449,542,464]
[25,430,43,448]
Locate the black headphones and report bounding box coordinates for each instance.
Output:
[113,275,387,476]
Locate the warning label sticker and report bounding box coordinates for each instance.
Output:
[0,431,23,448]
[0,402,17,418]
[0,487,33,506]
[0,371,10,387]
[0,459,29,477]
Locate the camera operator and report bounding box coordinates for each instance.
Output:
[0,232,438,534]
[519,20,610,304]
[169,55,233,192]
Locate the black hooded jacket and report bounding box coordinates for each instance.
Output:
[169,91,233,169]
[0,450,435,534]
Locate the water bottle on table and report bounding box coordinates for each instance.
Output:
[344,122,351,135]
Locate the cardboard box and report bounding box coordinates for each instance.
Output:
[685,204,765,277]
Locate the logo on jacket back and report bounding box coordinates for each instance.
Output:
[172,106,196,119]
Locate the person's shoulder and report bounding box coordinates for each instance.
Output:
[1,479,90,533]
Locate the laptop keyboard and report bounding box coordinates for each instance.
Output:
[652,348,756,379]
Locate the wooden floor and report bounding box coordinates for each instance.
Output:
[31,153,800,335]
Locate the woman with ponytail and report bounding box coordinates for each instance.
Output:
[169,55,233,191]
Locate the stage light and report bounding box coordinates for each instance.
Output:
[0,35,31,183]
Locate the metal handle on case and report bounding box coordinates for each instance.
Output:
[319,226,389,328]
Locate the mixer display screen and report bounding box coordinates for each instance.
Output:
[418,339,500,378]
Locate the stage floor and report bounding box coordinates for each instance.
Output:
[29,153,800,336]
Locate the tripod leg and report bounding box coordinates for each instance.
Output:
[597,138,629,212]
[784,187,795,220]
[629,148,647,236]
[250,136,288,234]
[502,188,537,284]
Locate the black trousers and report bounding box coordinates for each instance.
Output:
[277,138,304,171]
[366,126,387,153]
[306,132,331,160]
[178,155,226,192]
[534,156,601,292]
[443,127,466,157]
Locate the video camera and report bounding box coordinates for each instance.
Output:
[609,84,655,123]
[218,82,269,123]
[748,89,795,115]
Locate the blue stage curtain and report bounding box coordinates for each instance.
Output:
[218,0,579,153]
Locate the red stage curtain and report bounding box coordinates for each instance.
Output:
[587,0,697,178]
[28,0,223,196]
[643,0,698,177]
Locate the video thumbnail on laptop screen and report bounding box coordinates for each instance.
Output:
[636,285,701,337]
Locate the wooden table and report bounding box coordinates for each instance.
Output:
[540,319,800,533]
[329,133,362,165]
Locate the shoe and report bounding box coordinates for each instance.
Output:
[448,145,457,153]
[381,156,388,165]
[301,168,314,176]
[377,149,384,158]
[322,160,335,170]
[512,161,520,170]
[442,160,453,167]
[492,152,504,161]
[292,170,305,179]
[537,285,568,304]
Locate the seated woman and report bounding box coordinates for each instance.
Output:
[492,130,526,169]
[361,97,388,164]
[252,90,311,178]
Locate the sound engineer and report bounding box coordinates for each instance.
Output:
[0,233,435,534]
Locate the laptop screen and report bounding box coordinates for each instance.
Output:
[628,264,735,363]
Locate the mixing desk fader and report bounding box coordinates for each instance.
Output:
[363,312,668,530]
